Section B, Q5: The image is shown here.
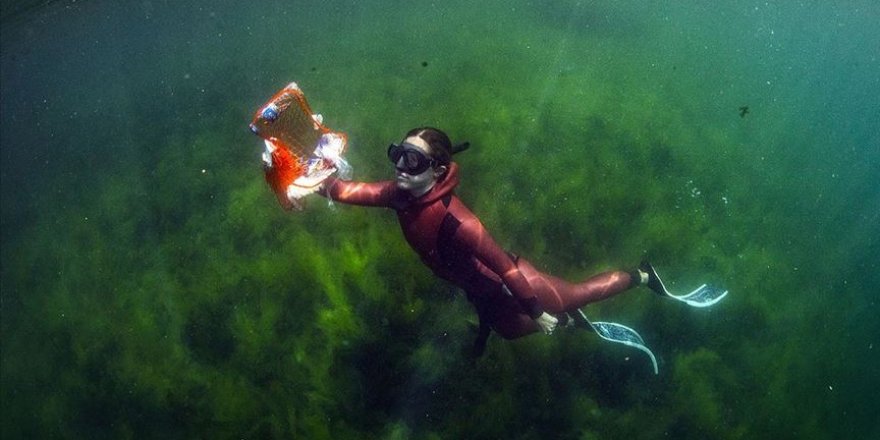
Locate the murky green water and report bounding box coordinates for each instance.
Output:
[2,1,878,438]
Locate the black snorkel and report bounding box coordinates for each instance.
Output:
[452,142,470,155]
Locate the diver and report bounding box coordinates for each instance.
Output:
[315,127,727,371]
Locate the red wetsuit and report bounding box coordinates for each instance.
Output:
[321,163,635,339]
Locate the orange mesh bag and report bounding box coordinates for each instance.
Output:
[249,83,350,210]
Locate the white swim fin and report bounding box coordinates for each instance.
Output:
[572,309,659,375]
[641,261,728,307]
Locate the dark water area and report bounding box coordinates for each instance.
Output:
[2,0,878,438]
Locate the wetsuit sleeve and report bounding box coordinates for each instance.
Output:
[454,218,544,319]
[319,177,396,207]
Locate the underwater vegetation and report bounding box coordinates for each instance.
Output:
[2,0,878,439]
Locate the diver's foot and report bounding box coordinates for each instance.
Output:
[555,313,573,328]
[639,261,669,296]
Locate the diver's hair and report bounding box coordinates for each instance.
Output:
[405,127,452,167]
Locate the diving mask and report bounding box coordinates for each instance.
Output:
[387,142,436,175]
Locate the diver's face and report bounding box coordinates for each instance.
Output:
[393,136,441,196]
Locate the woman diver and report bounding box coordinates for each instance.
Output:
[316,127,725,362]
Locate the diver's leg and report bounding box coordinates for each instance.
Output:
[487,295,541,340]
[515,257,640,311]
[568,270,640,305]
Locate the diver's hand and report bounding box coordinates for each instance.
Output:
[535,312,558,335]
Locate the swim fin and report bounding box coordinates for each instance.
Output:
[640,261,728,307]
[571,309,659,375]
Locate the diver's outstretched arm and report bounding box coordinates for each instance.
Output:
[318,177,397,207]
